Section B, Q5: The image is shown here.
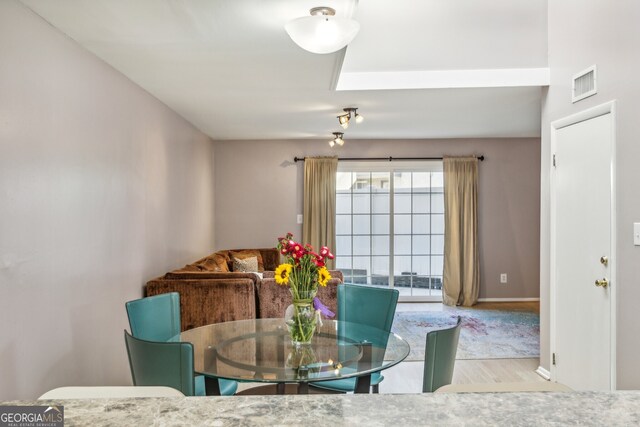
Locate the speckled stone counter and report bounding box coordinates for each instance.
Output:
[5,391,640,426]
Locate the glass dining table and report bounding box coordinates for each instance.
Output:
[179,318,410,395]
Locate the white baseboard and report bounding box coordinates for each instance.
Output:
[536,366,551,381]
[477,298,540,302]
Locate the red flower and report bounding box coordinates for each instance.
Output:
[280,248,289,255]
[320,246,329,257]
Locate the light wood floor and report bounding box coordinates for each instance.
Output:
[237,302,545,394]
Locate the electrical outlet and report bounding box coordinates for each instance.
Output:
[297,214,303,224]
[500,273,508,284]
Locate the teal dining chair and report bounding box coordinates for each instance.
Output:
[422,316,462,393]
[124,331,199,396]
[125,292,237,396]
[126,292,181,342]
[311,283,399,393]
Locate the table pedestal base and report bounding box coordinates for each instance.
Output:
[236,384,341,395]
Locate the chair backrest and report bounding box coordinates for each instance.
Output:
[337,284,399,347]
[422,316,462,393]
[124,330,196,396]
[126,292,181,341]
[38,386,185,399]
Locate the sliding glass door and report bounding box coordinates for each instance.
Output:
[335,162,444,301]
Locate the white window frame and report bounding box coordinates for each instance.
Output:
[336,161,444,302]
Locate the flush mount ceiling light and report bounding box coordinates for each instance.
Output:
[328,132,345,147]
[337,107,364,129]
[285,7,360,55]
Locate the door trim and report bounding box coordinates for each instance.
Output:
[549,100,617,390]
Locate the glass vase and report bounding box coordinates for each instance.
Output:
[286,345,318,379]
[284,288,317,346]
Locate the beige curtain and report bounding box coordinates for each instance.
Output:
[443,157,480,307]
[302,157,338,269]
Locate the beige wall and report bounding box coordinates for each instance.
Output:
[541,0,640,388]
[0,1,215,400]
[215,137,540,300]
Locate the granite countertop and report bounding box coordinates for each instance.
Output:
[5,391,640,426]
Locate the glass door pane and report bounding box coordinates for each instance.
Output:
[336,164,443,301]
[335,171,390,286]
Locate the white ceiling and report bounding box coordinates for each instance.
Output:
[21,0,548,140]
[343,0,548,73]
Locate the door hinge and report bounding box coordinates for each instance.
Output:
[552,352,556,365]
[553,154,556,167]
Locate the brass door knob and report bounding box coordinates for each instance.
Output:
[595,278,609,288]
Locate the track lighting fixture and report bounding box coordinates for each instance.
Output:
[336,107,364,129]
[328,132,345,147]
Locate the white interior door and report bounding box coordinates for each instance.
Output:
[552,110,614,390]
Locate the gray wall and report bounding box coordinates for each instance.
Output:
[215,138,540,300]
[541,1,640,387]
[0,1,215,400]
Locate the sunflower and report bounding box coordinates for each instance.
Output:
[317,266,331,287]
[274,263,292,285]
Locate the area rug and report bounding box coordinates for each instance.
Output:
[391,307,539,361]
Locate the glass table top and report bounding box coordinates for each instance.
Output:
[180,318,410,385]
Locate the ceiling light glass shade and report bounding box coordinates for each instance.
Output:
[355,113,364,124]
[336,137,345,146]
[328,139,336,147]
[285,15,360,54]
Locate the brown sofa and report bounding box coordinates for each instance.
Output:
[146,248,343,330]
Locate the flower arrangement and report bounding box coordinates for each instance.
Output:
[275,233,335,344]
[275,233,334,294]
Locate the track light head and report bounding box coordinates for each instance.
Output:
[338,113,350,129]
[329,132,344,147]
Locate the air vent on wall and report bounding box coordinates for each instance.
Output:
[572,65,597,103]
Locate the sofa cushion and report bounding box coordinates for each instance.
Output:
[230,250,265,272]
[146,278,257,330]
[257,271,343,319]
[259,249,280,271]
[198,253,229,272]
[163,271,260,281]
[172,264,203,273]
[233,256,258,272]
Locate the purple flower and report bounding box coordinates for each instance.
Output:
[313,297,335,318]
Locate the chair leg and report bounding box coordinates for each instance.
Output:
[372,384,379,394]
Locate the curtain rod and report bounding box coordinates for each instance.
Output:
[293,155,485,162]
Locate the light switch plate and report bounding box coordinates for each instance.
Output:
[634,223,640,246]
[500,273,508,284]
[297,214,303,224]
